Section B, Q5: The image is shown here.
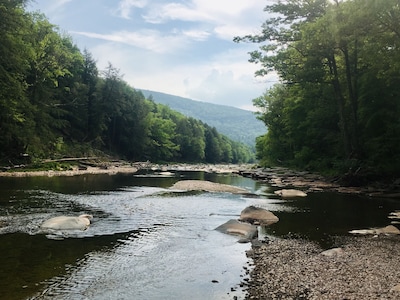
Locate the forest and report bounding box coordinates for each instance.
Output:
[0,0,254,167]
[236,0,400,180]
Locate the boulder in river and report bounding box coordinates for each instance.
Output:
[41,214,93,231]
[349,225,400,235]
[274,189,307,198]
[215,219,258,241]
[239,206,279,225]
[170,180,247,194]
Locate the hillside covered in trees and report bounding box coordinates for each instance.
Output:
[140,90,266,148]
[0,0,255,166]
[236,0,400,180]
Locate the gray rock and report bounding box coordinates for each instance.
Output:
[239,206,279,225]
[215,219,258,239]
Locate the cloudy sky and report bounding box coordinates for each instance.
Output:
[27,0,276,111]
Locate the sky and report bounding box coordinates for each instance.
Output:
[27,0,277,111]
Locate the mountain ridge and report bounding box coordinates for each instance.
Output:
[140,89,266,147]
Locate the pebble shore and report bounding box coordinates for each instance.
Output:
[243,236,400,299]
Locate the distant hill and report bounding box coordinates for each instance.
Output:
[140,90,266,147]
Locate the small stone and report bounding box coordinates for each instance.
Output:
[391,283,400,292]
[321,247,344,257]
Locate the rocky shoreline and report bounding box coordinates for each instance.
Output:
[237,166,400,197]
[243,235,400,299]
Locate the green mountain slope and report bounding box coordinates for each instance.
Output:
[140,90,266,147]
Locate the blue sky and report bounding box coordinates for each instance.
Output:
[27,0,277,111]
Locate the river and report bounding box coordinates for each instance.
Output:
[0,170,398,299]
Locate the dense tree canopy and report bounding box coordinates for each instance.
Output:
[0,0,254,165]
[236,0,400,178]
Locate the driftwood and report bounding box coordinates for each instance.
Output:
[41,157,100,163]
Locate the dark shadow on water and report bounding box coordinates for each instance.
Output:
[0,227,158,300]
[259,191,400,249]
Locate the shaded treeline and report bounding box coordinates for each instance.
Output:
[236,0,400,179]
[0,0,254,165]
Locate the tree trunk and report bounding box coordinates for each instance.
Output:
[328,53,352,158]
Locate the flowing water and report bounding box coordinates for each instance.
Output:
[0,170,399,300]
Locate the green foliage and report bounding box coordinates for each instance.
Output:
[0,4,253,165]
[240,0,400,177]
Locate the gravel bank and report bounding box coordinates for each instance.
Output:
[244,236,400,299]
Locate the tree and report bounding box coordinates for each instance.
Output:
[0,0,33,161]
[238,0,400,176]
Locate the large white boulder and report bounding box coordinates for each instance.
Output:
[41,214,93,231]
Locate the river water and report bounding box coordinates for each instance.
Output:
[0,170,398,300]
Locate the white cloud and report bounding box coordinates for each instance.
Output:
[142,0,265,41]
[181,29,210,41]
[143,2,212,24]
[115,0,148,19]
[72,29,193,53]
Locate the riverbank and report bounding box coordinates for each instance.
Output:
[243,235,400,299]
[0,161,249,177]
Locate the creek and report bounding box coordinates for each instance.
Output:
[0,170,398,299]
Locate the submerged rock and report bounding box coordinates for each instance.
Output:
[239,206,279,225]
[274,189,307,198]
